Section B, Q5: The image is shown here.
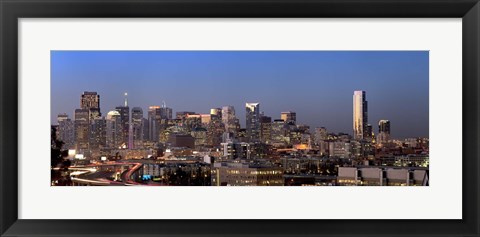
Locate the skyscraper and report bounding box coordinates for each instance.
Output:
[114,93,130,148]
[377,120,391,144]
[271,119,288,144]
[131,107,144,148]
[74,109,90,151]
[89,117,106,150]
[260,115,272,143]
[207,108,224,147]
[353,90,368,140]
[80,91,101,120]
[246,103,261,141]
[106,110,123,149]
[281,111,296,124]
[148,106,161,142]
[222,106,239,134]
[142,117,149,141]
[160,101,173,120]
[57,113,75,150]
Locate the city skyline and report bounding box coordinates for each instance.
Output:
[51,51,429,138]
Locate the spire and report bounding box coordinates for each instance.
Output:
[162,100,166,108]
[124,92,128,107]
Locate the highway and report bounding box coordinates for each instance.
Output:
[67,162,153,186]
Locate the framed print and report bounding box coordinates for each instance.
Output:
[1,0,479,236]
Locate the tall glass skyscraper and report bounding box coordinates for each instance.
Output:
[377,119,391,144]
[148,106,161,142]
[353,90,368,140]
[74,108,90,150]
[131,107,144,148]
[106,110,123,149]
[115,105,130,148]
[114,92,130,148]
[246,103,260,141]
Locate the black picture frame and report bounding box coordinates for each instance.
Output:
[1,0,479,236]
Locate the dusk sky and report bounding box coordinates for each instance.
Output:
[51,51,429,139]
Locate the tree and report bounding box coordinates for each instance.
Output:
[51,126,72,186]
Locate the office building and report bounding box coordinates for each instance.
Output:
[271,119,289,145]
[221,142,251,159]
[260,115,272,143]
[160,107,173,120]
[115,93,130,148]
[353,90,368,140]
[246,103,261,141]
[222,106,239,134]
[378,120,391,144]
[211,162,283,186]
[106,110,123,149]
[74,109,90,150]
[131,107,144,148]
[281,111,296,124]
[148,106,161,142]
[89,117,106,150]
[329,141,351,158]
[80,91,101,120]
[57,113,75,149]
[337,166,429,186]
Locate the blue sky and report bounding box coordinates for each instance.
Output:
[51,51,429,139]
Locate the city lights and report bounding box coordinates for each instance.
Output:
[50,51,428,187]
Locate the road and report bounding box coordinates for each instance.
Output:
[67,162,162,186]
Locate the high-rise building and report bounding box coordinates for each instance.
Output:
[222,106,238,134]
[281,111,296,124]
[160,107,173,120]
[353,90,368,140]
[314,127,328,143]
[80,91,101,120]
[246,103,261,142]
[271,119,288,145]
[115,105,130,148]
[74,109,90,151]
[148,106,161,142]
[89,117,106,150]
[142,117,149,141]
[57,113,75,150]
[378,120,390,133]
[106,110,123,149]
[206,108,224,147]
[115,93,130,148]
[131,107,144,148]
[260,115,272,143]
[378,120,391,144]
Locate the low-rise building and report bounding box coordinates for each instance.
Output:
[211,162,283,186]
[337,166,429,186]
